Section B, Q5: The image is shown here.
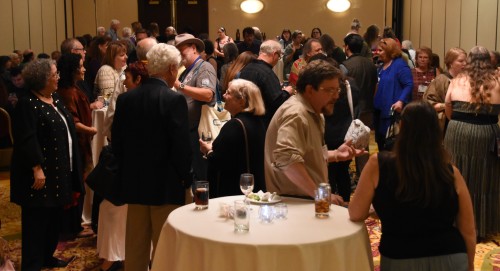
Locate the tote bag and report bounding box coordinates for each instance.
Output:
[198,84,230,140]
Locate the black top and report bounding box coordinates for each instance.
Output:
[342,54,378,113]
[239,59,290,127]
[10,92,83,207]
[373,151,466,259]
[207,112,266,197]
[237,40,262,56]
[324,79,359,149]
[112,78,192,206]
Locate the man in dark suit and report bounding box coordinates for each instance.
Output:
[112,43,192,271]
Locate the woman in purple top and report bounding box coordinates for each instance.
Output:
[373,38,413,151]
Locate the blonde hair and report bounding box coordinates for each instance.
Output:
[227,79,265,116]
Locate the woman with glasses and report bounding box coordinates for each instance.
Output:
[373,38,413,151]
[311,27,322,39]
[10,59,82,269]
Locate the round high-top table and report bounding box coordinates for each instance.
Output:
[151,195,373,271]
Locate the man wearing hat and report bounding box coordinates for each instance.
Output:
[174,33,217,181]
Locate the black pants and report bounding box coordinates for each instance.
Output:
[328,160,352,202]
[21,206,63,271]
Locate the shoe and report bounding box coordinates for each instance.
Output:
[77,228,94,238]
[43,256,75,268]
[100,261,123,271]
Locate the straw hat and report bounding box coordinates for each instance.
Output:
[174,33,205,52]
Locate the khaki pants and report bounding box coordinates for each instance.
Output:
[124,189,191,271]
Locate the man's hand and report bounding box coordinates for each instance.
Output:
[331,194,345,206]
[335,139,368,162]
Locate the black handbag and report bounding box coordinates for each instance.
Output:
[384,108,400,151]
[86,145,124,206]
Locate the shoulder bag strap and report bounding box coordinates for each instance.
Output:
[234,118,250,173]
[345,80,354,120]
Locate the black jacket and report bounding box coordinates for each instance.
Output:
[112,78,192,205]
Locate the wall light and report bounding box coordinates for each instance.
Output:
[240,0,264,14]
[326,0,351,12]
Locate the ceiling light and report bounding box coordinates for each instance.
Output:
[240,0,264,14]
[326,0,351,12]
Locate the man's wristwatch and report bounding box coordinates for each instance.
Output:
[179,83,185,90]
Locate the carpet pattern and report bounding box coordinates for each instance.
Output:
[1,170,500,270]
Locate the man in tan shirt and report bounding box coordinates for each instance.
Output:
[265,60,365,205]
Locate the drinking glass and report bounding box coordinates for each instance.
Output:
[274,203,288,220]
[315,187,330,218]
[234,200,250,232]
[239,173,254,200]
[194,181,209,210]
[258,205,274,224]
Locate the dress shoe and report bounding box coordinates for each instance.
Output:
[43,256,75,268]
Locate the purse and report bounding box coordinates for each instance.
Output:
[86,145,124,206]
[198,84,231,140]
[343,80,371,149]
[384,107,400,151]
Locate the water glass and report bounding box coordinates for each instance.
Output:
[274,203,288,220]
[234,200,249,232]
[258,205,274,224]
[194,181,209,210]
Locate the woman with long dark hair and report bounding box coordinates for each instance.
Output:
[444,46,500,242]
[349,101,476,271]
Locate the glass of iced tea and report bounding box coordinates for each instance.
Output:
[194,181,209,210]
[315,187,330,218]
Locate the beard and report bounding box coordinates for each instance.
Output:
[321,102,335,116]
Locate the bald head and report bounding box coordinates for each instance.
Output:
[136,37,158,61]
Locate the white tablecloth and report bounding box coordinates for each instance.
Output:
[152,196,373,271]
[91,107,108,166]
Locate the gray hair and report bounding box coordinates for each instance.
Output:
[259,40,281,56]
[111,19,120,26]
[137,37,158,61]
[122,27,132,37]
[227,79,265,116]
[22,59,56,91]
[402,40,413,50]
[146,43,181,75]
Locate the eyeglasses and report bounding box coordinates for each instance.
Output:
[312,31,320,34]
[274,51,283,58]
[51,71,60,79]
[73,47,85,51]
[319,86,341,95]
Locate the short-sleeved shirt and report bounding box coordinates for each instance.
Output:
[264,94,328,196]
[179,59,217,130]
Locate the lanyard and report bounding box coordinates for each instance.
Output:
[180,56,202,82]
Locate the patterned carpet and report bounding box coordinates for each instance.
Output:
[1,169,500,270]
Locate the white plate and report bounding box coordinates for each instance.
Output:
[247,198,282,204]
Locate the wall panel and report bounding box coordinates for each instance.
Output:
[56,0,66,50]
[410,0,422,48]
[431,0,445,63]
[0,0,14,54]
[28,0,43,54]
[403,0,411,41]
[477,0,497,50]
[420,0,433,47]
[12,0,30,52]
[42,0,57,54]
[460,0,478,51]
[444,0,461,54]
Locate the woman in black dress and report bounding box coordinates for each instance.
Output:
[199,79,266,197]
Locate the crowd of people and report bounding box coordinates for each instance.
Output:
[1,17,499,271]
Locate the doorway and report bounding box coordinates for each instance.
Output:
[137,0,208,37]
